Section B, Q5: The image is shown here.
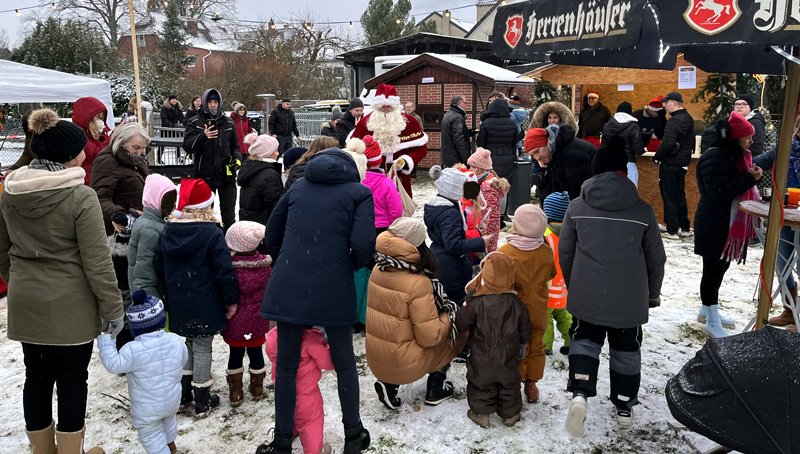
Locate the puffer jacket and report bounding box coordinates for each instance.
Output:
[160,100,185,127]
[320,121,337,138]
[128,207,167,299]
[155,220,239,338]
[746,110,767,157]
[601,112,645,162]
[223,254,272,347]
[237,159,283,227]
[440,105,470,167]
[268,105,299,137]
[284,162,307,191]
[184,89,241,185]
[477,98,520,178]
[654,108,695,167]
[363,170,402,229]
[231,112,254,155]
[98,331,187,423]
[366,232,465,384]
[559,172,666,328]
[545,124,597,200]
[90,146,149,235]
[0,166,124,345]
[72,97,110,185]
[261,149,376,327]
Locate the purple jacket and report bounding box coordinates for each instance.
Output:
[223,253,272,347]
[363,170,403,229]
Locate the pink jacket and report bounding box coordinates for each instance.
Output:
[222,254,272,347]
[266,327,334,454]
[363,170,403,229]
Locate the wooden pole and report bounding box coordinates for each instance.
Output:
[756,60,800,329]
[128,0,143,126]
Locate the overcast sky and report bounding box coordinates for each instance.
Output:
[0,0,478,47]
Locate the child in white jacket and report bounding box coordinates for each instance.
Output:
[98,289,188,454]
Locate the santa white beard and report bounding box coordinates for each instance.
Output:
[366,106,406,157]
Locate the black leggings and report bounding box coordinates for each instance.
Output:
[22,341,93,432]
[227,346,265,370]
[700,257,731,307]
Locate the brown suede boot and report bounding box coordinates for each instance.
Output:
[226,368,244,407]
[55,425,104,454]
[467,409,490,428]
[769,308,798,326]
[26,420,56,454]
[788,325,798,332]
[168,441,177,453]
[503,413,521,427]
[249,366,268,399]
[524,380,539,403]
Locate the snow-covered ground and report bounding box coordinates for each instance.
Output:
[0,175,773,453]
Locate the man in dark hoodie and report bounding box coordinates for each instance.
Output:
[336,98,364,147]
[184,88,241,232]
[733,94,766,157]
[268,98,300,155]
[601,101,644,187]
[559,136,665,437]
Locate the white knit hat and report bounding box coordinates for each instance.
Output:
[429,165,468,200]
[225,221,266,253]
[244,132,279,159]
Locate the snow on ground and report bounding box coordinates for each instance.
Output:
[0,174,772,453]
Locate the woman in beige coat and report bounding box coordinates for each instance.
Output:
[366,217,466,410]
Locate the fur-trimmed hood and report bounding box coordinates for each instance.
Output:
[232,256,272,268]
[107,234,129,257]
[163,99,183,110]
[532,101,578,132]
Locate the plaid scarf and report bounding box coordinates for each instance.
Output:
[721,148,757,264]
[374,251,459,346]
[29,159,67,172]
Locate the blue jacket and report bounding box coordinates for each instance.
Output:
[261,148,376,327]
[753,139,800,190]
[423,195,485,302]
[155,221,239,337]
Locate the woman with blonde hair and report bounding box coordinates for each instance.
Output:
[238,133,283,226]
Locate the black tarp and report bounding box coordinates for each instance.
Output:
[666,328,800,454]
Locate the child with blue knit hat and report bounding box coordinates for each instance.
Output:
[98,289,187,454]
[542,191,573,356]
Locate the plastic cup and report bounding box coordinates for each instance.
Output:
[788,188,800,206]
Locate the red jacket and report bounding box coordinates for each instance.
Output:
[230,112,254,156]
[72,97,110,185]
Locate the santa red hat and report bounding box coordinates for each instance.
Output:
[372,83,401,107]
[646,96,664,111]
[363,135,382,167]
[173,178,215,218]
[587,91,600,98]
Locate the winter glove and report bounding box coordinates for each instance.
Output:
[102,317,125,340]
[225,304,238,320]
[649,296,661,308]
[519,344,527,359]
[226,157,241,176]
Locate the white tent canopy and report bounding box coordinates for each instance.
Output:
[0,60,115,128]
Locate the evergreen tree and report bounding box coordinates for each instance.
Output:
[691,74,735,126]
[532,80,558,107]
[155,1,192,97]
[11,17,117,74]
[361,0,413,45]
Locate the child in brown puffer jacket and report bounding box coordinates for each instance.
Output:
[455,252,532,429]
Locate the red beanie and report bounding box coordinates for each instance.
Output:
[363,135,382,167]
[524,128,549,151]
[728,111,755,139]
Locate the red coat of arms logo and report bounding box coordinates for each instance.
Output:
[504,14,524,48]
[684,0,741,35]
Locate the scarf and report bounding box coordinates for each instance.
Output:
[721,148,757,264]
[127,151,148,167]
[506,233,545,251]
[374,251,459,346]
[29,159,67,172]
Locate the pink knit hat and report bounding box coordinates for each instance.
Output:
[512,204,547,238]
[363,135,382,167]
[225,221,266,253]
[142,174,176,211]
[467,147,493,170]
[728,111,755,139]
[244,132,279,159]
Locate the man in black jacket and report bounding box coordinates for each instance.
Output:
[268,98,300,155]
[526,124,596,200]
[577,91,611,148]
[632,97,667,151]
[160,95,184,127]
[184,88,241,231]
[654,92,695,239]
[440,96,471,167]
[336,98,364,147]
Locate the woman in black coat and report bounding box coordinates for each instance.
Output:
[694,111,762,338]
[258,148,375,453]
[237,133,283,226]
[477,98,519,179]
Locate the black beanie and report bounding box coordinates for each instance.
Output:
[168,95,178,101]
[349,98,364,110]
[616,101,632,114]
[281,98,291,103]
[592,135,628,176]
[735,94,755,109]
[29,109,87,163]
[207,91,220,102]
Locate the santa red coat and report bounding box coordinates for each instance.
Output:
[349,112,428,197]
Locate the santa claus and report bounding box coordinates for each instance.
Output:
[349,83,428,196]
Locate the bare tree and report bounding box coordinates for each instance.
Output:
[0,28,10,51]
[145,0,237,18]
[50,0,137,44]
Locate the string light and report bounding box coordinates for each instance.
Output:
[444,10,451,17]
[269,19,275,30]
[51,2,57,9]
[15,9,20,16]
[349,21,353,28]
[396,18,401,24]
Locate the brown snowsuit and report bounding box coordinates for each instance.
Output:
[455,252,532,418]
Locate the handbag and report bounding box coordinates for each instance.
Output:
[389,161,417,217]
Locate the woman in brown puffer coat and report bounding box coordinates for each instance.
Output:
[366,218,467,410]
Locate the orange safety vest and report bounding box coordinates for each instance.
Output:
[545,227,568,309]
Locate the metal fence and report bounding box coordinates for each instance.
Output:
[0,118,25,169]
[294,111,331,148]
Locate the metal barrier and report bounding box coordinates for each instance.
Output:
[294,111,332,148]
[0,118,25,170]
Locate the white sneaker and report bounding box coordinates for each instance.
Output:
[679,228,693,238]
[565,395,587,437]
[616,406,634,429]
[663,232,680,240]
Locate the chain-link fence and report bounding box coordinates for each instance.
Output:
[0,118,25,170]
[757,119,781,191]
[294,112,331,148]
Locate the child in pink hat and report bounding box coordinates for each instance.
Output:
[468,147,510,252]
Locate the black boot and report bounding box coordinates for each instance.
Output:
[255,434,293,454]
[343,422,370,454]
[425,369,454,406]
[193,385,220,418]
[374,381,401,410]
[179,375,193,412]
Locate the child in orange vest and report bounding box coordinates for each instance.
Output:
[542,192,573,355]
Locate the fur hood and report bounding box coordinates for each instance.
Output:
[163,99,184,110]
[532,101,578,132]
[491,176,511,192]
[232,256,272,268]
[107,234,129,257]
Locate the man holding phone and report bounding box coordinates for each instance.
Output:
[184,88,241,232]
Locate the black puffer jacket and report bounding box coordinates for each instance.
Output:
[268,105,299,137]
[183,89,242,185]
[601,113,645,162]
[477,98,519,178]
[547,124,597,200]
[160,100,184,127]
[654,109,695,167]
[440,105,470,167]
[747,111,767,157]
[320,121,337,138]
[284,162,307,191]
[237,159,283,227]
[336,111,357,147]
